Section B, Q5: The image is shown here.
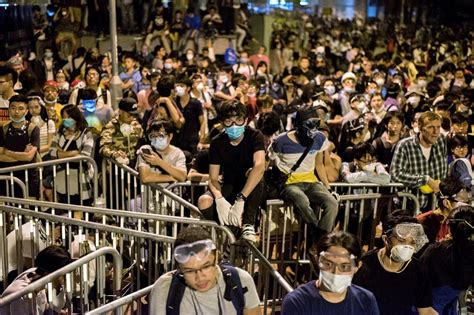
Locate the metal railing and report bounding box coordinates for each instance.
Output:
[0,175,27,199]
[0,156,99,204]
[0,247,122,314]
[86,285,153,315]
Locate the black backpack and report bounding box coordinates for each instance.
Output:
[165,261,247,315]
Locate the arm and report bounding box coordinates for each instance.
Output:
[40,133,54,154]
[315,151,330,188]
[139,165,179,184]
[213,90,235,101]
[3,146,37,162]
[160,97,185,129]
[208,164,222,198]
[0,147,19,162]
[240,150,265,198]
[367,163,391,185]
[141,152,187,182]
[187,168,209,182]
[340,162,370,183]
[198,114,207,144]
[417,307,438,315]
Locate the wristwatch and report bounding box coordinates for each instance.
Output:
[235,192,247,202]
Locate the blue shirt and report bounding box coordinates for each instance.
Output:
[119,69,142,95]
[184,14,201,30]
[282,281,380,315]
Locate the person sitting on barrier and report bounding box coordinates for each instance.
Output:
[448,135,473,194]
[352,210,437,315]
[149,226,260,315]
[100,97,144,166]
[390,111,447,212]
[282,231,380,315]
[420,205,474,315]
[49,104,95,210]
[136,119,187,185]
[340,142,390,185]
[0,245,73,315]
[0,94,40,199]
[269,107,338,248]
[417,176,471,244]
[197,100,265,242]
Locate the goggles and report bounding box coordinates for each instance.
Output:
[387,223,428,252]
[439,189,472,204]
[317,251,356,273]
[174,239,216,264]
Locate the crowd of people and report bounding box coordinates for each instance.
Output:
[0,1,473,314]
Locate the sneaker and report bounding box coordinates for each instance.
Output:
[241,224,257,243]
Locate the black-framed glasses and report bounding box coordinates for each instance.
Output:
[222,117,245,127]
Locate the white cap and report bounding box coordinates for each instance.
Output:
[341,72,357,83]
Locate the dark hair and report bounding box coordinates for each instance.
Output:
[438,176,467,207]
[382,209,418,236]
[35,245,72,275]
[157,75,175,97]
[81,88,97,100]
[449,206,474,242]
[451,112,468,125]
[60,104,88,131]
[316,231,362,262]
[218,101,247,120]
[175,226,212,248]
[449,134,468,153]
[0,66,17,85]
[147,119,175,138]
[353,142,375,160]
[256,95,273,110]
[256,61,268,72]
[26,94,49,122]
[9,94,29,105]
[382,111,404,127]
[176,77,192,88]
[256,111,280,136]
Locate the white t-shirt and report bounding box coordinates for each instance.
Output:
[420,144,431,161]
[136,144,186,176]
[149,267,260,315]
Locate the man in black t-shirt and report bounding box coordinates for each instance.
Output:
[144,2,171,54]
[197,101,265,242]
[352,210,436,315]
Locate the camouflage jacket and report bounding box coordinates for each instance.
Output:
[99,118,144,164]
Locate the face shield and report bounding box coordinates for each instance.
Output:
[388,223,428,252]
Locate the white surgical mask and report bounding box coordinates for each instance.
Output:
[357,102,367,113]
[319,270,353,293]
[196,82,204,91]
[219,75,228,83]
[186,53,194,61]
[390,244,415,262]
[176,86,186,97]
[325,86,336,95]
[375,78,385,86]
[164,63,173,70]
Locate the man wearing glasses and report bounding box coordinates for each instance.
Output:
[282,231,379,314]
[0,67,18,124]
[197,101,265,242]
[150,227,260,315]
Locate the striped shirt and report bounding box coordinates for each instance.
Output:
[390,134,448,207]
[269,131,328,184]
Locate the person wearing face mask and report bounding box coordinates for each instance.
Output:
[162,58,176,77]
[48,105,95,210]
[447,134,473,193]
[269,108,338,249]
[421,206,474,315]
[232,51,255,80]
[136,120,187,184]
[99,97,143,166]
[417,176,471,244]
[338,117,372,163]
[78,88,113,132]
[31,46,60,86]
[371,111,405,169]
[172,78,206,155]
[0,95,40,199]
[353,210,436,315]
[338,72,358,116]
[214,66,236,103]
[341,93,367,125]
[282,231,380,314]
[197,101,265,243]
[190,74,215,136]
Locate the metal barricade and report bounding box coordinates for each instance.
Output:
[0,156,99,207]
[0,175,27,199]
[262,190,421,288]
[0,247,122,315]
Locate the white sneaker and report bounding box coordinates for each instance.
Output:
[241,224,257,243]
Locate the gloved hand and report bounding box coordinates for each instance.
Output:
[228,199,244,227]
[215,197,231,225]
[115,156,129,165]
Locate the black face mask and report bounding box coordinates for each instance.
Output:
[295,119,319,147]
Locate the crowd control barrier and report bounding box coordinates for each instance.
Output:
[0,247,122,314]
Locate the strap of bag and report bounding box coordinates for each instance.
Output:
[288,139,314,174]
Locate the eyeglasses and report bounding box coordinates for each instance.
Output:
[357,158,374,164]
[222,117,245,127]
[180,261,216,277]
[174,239,216,264]
[317,251,356,273]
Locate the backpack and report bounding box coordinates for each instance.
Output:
[165,261,247,315]
[3,121,42,163]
